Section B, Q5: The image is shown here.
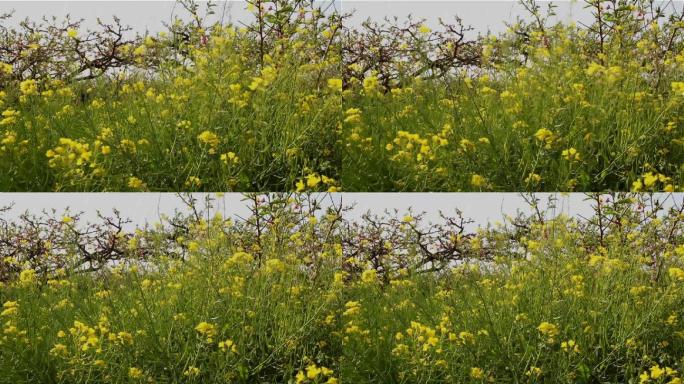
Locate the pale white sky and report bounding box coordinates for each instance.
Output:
[2,193,678,230]
[1,1,339,33]
[2,2,245,33]
[0,1,612,36]
[3,1,674,39]
[345,1,683,36]
[2,1,681,35]
[344,1,593,35]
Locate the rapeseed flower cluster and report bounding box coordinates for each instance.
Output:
[0,1,340,191]
[1,197,684,382]
[343,15,684,191]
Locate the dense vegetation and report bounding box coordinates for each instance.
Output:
[1,193,684,383]
[2,0,684,191]
[342,0,684,191]
[0,1,341,191]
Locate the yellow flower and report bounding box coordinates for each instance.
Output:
[342,301,361,317]
[526,366,542,377]
[128,367,143,379]
[127,177,146,190]
[296,371,306,384]
[537,321,559,340]
[561,147,581,161]
[0,63,12,74]
[470,367,485,379]
[19,269,37,285]
[561,339,580,353]
[117,331,134,345]
[327,78,343,92]
[0,109,19,126]
[185,176,202,188]
[525,173,541,184]
[226,251,254,267]
[19,79,38,96]
[1,301,18,317]
[344,108,362,124]
[586,62,605,76]
[67,28,78,38]
[363,76,379,93]
[248,65,277,91]
[672,81,684,96]
[458,331,475,344]
[90,98,105,109]
[220,152,239,165]
[306,364,322,379]
[665,313,678,326]
[119,139,137,154]
[183,366,200,377]
[264,259,285,274]
[133,45,147,56]
[218,338,238,353]
[418,24,431,34]
[197,130,221,150]
[649,365,665,379]
[195,321,217,342]
[534,128,554,144]
[668,267,684,281]
[361,269,377,284]
[49,343,68,356]
[306,173,321,188]
[471,174,486,188]
[643,172,659,188]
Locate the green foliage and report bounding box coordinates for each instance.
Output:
[342,0,684,191]
[0,1,342,191]
[1,193,684,382]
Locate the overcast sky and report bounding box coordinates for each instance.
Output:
[1,1,339,33]
[1,193,681,231]
[344,1,594,35]
[1,1,585,35]
[2,2,244,32]
[4,1,680,38]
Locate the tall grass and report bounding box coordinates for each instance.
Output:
[3,0,684,192]
[342,1,684,191]
[1,193,684,382]
[0,1,342,192]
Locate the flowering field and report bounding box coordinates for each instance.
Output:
[2,0,684,192]
[342,1,684,191]
[0,1,341,191]
[2,193,684,382]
